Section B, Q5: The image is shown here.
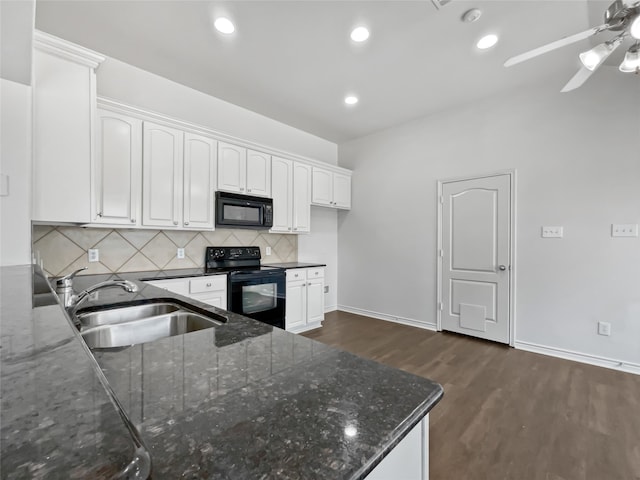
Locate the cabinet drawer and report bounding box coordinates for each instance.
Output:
[190,275,226,294]
[146,278,189,295]
[286,269,307,282]
[306,268,324,279]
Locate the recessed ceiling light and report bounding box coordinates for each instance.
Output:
[344,95,358,105]
[214,17,235,34]
[350,27,370,43]
[477,34,498,50]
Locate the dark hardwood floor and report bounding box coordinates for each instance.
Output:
[303,311,640,480]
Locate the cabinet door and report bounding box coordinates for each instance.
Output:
[217,142,246,193]
[246,150,271,197]
[286,279,307,330]
[333,172,352,209]
[292,162,312,233]
[311,167,333,206]
[93,110,142,225]
[142,122,183,227]
[32,50,93,223]
[270,156,293,233]
[183,133,216,229]
[306,277,325,325]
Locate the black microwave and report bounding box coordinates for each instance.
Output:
[215,191,273,229]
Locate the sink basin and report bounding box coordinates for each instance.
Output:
[77,302,183,328]
[75,301,224,350]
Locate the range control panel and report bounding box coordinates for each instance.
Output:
[205,247,262,266]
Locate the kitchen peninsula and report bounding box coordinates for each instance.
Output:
[0,265,443,479]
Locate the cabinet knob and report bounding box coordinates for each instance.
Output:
[294,274,299,277]
[247,188,251,193]
[173,221,178,225]
[97,212,103,218]
[130,218,136,223]
[184,221,189,226]
[206,283,212,287]
[293,228,298,231]
[240,187,245,192]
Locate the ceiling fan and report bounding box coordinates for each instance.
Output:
[504,0,640,92]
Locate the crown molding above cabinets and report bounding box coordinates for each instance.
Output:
[33,30,105,69]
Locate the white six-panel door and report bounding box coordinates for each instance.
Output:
[440,174,511,344]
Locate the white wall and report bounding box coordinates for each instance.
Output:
[299,207,338,311]
[338,67,640,366]
[0,79,32,266]
[96,56,339,302]
[97,57,338,165]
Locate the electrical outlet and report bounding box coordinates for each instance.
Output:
[88,249,99,262]
[177,248,185,259]
[611,224,638,237]
[541,226,563,238]
[598,321,611,336]
[266,246,272,256]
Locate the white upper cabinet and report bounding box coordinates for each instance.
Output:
[271,157,311,234]
[183,133,217,230]
[312,167,351,210]
[270,157,293,232]
[142,122,184,228]
[217,142,271,197]
[246,150,271,197]
[217,142,246,194]
[93,109,142,225]
[32,33,104,223]
[292,163,311,233]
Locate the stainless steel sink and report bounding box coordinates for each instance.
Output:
[75,301,223,350]
[77,302,183,328]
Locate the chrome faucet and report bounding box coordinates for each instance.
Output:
[56,267,139,311]
[68,280,139,313]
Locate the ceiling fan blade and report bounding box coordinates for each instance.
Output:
[560,35,623,92]
[504,24,610,67]
[560,66,596,92]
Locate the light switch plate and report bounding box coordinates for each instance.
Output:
[177,248,185,259]
[266,246,272,256]
[88,249,99,262]
[542,226,563,238]
[611,224,638,237]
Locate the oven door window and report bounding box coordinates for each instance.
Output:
[224,204,260,223]
[242,283,277,314]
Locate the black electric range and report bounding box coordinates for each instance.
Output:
[205,246,286,329]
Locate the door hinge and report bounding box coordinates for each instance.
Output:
[439,195,443,204]
[439,249,444,257]
[438,302,443,311]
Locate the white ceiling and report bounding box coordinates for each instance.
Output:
[35,0,624,143]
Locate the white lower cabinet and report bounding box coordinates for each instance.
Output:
[366,415,430,480]
[285,268,324,333]
[145,275,227,310]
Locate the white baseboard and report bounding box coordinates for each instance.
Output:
[324,304,337,313]
[514,340,640,375]
[337,304,437,332]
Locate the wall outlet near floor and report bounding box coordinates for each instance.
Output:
[598,321,611,336]
[88,248,99,262]
[611,224,638,237]
[541,226,563,238]
[177,248,185,259]
[265,246,272,256]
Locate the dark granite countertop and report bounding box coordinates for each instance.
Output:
[1,266,443,479]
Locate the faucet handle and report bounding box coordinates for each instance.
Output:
[56,267,88,289]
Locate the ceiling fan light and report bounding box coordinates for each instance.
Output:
[579,38,622,71]
[619,45,640,72]
[630,15,640,40]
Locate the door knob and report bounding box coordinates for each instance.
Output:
[499,265,507,271]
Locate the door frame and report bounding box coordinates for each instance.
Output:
[436,169,517,346]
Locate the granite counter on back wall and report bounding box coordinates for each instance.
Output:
[2,266,443,479]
